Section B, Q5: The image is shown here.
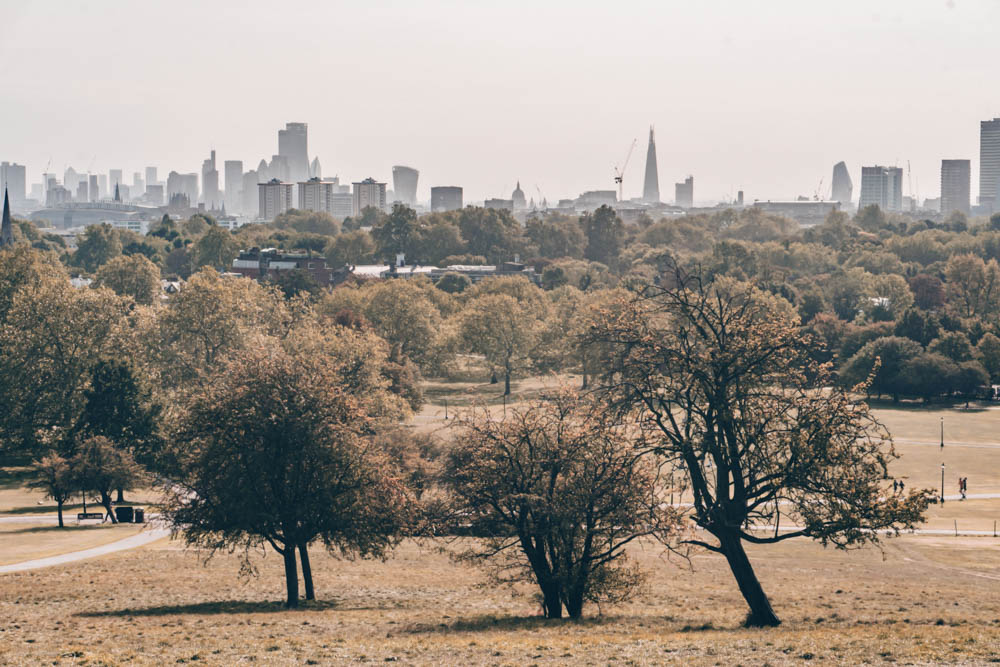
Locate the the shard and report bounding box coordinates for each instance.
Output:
[642,126,660,203]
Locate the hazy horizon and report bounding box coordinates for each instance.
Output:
[3,0,999,205]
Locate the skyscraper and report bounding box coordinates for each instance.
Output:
[642,126,660,203]
[831,161,853,205]
[278,122,309,184]
[89,174,99,202]
[298,177,337,214]
[224,160,243,213]
[310,157,322,179]
[241,170,259,216]
[258,179,294,220]
[202,150,220,208]
[392,166,419,206]
[145,166,158,188]
[980,118,1000,207]
[352,178,387,216]
[0,162,26,205]
[859,166,903,211]
[675,176,693,208]
[941,159,971,215]
[431,186,463,212]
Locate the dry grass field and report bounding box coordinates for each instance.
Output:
[0,522,145,567]
[3,378,1000,665]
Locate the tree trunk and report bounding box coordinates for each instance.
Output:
[57,500,64,528]
[565,588,584,619]
[719,532,780,627]
[101,492,117,524]
[116,487,125,503]
[298,542,314,601]
[504,370,511,396]
[283,547,299,608]
[541,581,563,619]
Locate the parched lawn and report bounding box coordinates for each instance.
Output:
[1,536,999,665]
[0,521,146,566]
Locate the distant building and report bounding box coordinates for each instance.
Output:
[109,169,123,193]
[278,122,310,184]
[859,166,903,211]
[484,198,514,211]
[642,126,660,203]
[310,157,322,179]
[241,170,258,216]
[167,171,199,207]
[145,184,164,206]
[576,190,617,209]
[831,161,853,206]
[64,167,82,194]
[298,177,337,214]
[392,166,419,206]
[1,188,13,247]
[76,180,89,202]
[232,248,338,286]
[145,166,158,188]
[258,179,294,220]
[46,185,72,206]
[202,150,220,208]
[431,186,463,212]
[941,159,971,215]
[511,181,527,211]
[88,174,99,202]
[224,160,243,213]
[132,172,144,198]
[675,176,694,208]
[0,162,26,205]
[752,200,840,227]
[980,118,1000,208]
[352,177,386,216]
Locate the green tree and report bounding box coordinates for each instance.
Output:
[929,331,976,363]
[459,293,541,395]
[976,332,1000,382]
[444,389,682,619]
[28,452,75,527]
[899,353,956,403]
[73,224,122,273]
[273,209,340,236]
[526,215,586,259]
[945,254,1000,318]
[371,204,419,263]
[841,336,923,401]
[193,225,239,270]
[582,205,623,266]
[362,279,442,371]
[71,436,145,524]
[587,271,929,627]
[325,230,376,268]
[166,349,411,607]
[94,254,161,305]
[434,272,471,294]
[457,207,523,264]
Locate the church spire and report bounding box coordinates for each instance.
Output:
[0,188,13,248]
[114,183,121,203]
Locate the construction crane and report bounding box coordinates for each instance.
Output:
[613,138,637,203]
[534,185,547,210]
[813,177,824,201]
[907,160,916,211]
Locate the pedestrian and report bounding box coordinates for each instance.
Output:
[899,480,904,492]
[893,480,898,492]
[961,477,967,500]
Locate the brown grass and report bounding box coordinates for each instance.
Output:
[0,522,145,566]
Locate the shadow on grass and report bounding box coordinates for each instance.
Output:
[867,398,993,413]
[400,613,631,635]
[3,524,125,534]
[76,599,346,617]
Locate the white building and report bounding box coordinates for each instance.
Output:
[352,177,386,216]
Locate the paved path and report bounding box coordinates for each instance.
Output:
[0,524,171,574]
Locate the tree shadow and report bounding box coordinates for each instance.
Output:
[400,613,628,635]
[76,599,346,617]
[4,524,120,534]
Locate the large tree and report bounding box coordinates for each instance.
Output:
[587,269,929,627]
[582,205,623,267]
[166,349,411,607]
[28,452,74,528]
[94,253,161,305]
[371,204,419,264]
[71,436,145,523]
[445,389,681,619]
[458,293,542,395]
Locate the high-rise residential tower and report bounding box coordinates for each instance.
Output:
[980,118,1000,207]
[352,178,387,216]
[859,166,903,211]
[392,166,419,206]
[941,159,971,215]
[642,126,660,203]
[258,178,294,220]
[831,161,853,205]
[145,166,158,188]
[0,162,26,205]
[278,122,309,184]
[675,176,693,208]
[298,177,337,214]
[224,160,243,213]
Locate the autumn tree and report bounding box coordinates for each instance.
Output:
[94,253,161,305]
[444,389,682,619]
[193,225,240,270]
[371,204,419,263]
[945,254,1000,318]
[361,279,442,371]
[325,230,376,268]
[586,269,929,627]
[28,453,75,527]
[71,436,145,523]
[73,224,122,273]
[582,205,624,267]
[166,349,411,607]
[458,293,541,395]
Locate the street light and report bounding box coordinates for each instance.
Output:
[940,417,944,448]
[940,462,946,504]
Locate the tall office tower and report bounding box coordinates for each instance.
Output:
[202,149,220,207]
[97,174,108,199]
[241,170,259,216]
[352,178,387,216]
[831,161,853,205]
[980,118,1000,206]
[109,169,123,192]
[941,159,971,215]
[89,174,99,201]
[76,180,89,202]
[511,181,527,210]
[392,166,419,206]
[431,186,463,212]
[145,166,158,188]
[167,171,199,207]
[859,166,903,211]
[278,122,309,183]
[675,176,694,208]
[642,126,660,203]
[132,172,144,197]
[224,160,243,212]
[64,167,81,193]
[258,178,294,220]
[298,177,336,213]
[310,157,322,179]
[0,162,26,205]
[145,184,164,206]
[268,155,290,183]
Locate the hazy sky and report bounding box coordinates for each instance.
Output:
[2,0,999,205]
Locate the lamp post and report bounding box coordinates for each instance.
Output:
[940,417,944,448]
[940,462,946,504]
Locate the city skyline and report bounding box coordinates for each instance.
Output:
[2,1,999,204]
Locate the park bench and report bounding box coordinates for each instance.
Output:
[77,512,104,520]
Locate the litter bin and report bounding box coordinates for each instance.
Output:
[133,508,145,523]
[115,506,134,523]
